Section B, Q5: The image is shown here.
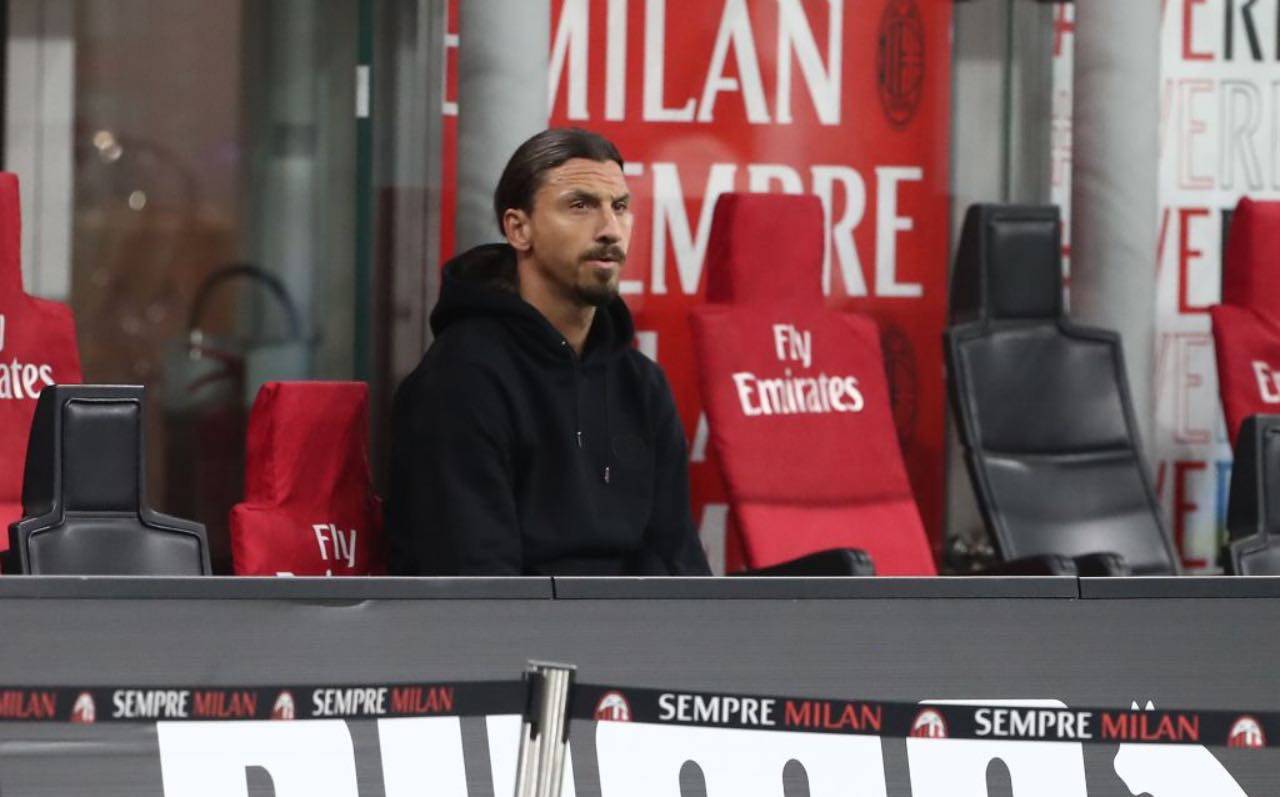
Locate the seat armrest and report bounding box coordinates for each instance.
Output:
[1072,552,1130,577]
[737,548,876,577]
[975,554,1078,576]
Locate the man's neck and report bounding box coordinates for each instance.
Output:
[517,260,596,355]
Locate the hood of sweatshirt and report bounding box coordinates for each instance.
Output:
[430,242,634,366]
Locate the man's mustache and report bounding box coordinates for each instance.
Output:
[581,245,627,265]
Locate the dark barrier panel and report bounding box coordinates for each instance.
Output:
[0,576,1274,795]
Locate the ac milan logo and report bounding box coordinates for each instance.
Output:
[909,708,947,739]
[70,692,96,724]
[594,691,632,722]
[1228,716,1265,749]
[877,0,926,128]
[271,691,296,720]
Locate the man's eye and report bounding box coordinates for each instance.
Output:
[570,200,587,209]
[613,202,630,212]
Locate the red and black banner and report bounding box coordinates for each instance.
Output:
[573,683,1278,750]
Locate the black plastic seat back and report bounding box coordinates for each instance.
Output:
[1224,415,1280,574]
[9,385,210,575]
[946,205,1178,575]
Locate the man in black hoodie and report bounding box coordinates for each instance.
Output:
[388,128,711,576]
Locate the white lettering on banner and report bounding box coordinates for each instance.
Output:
[657,693,778,726]
[650,162,737,295]
[0,315,57,400]
[1252,360,1280,403]
[311,688,388,718]
[776,0,843,125]
[973,707,1094,740]
[1114,744,1249,797]
[487,714,578,797]
[643,0,695,121]
[112,690,191,720]
[553,0,843,125]
[549,0,588,120]
[606,0,627,120]
[875,167,924,297]
[644,161,920,299]
[812,165,868,296]
[378,717,469,797]
[157,720,359,797]
[597,721,888,796]
[312,523,358,572]
[699,0,771,124]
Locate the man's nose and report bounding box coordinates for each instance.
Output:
[596,207,622,243]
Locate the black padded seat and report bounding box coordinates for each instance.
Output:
[8,385,210,575]
[1224,415,1280,575]
[946,205,1178,576]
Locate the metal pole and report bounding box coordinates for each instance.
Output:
[514,661,575,797]
[456,0,549,251]
[1070,0,1160,452]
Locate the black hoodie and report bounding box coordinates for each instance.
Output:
[387,243,711,576]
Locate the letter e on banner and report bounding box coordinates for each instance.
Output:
[378,717,469,797]
[596,722,887,795]
[157,720,359,797]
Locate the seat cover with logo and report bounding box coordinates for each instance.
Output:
[1211,198,1280,445]
[689,193,934,574]
[230,381,385,575]
[0,173,82,541]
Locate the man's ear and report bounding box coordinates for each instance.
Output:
[503,208,533,252]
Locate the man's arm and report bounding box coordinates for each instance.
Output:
[640,368,712,576]
[390,360,522,575]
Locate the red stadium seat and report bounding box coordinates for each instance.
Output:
[1212,198,1280,446]
[230,381,385,575]
[0,173,82,544]
[690,193,935,575]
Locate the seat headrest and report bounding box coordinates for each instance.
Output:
[244,381,372,505]
[1226,414,1280,541]
[951,204,1063,324]
[0,173,21,296]
[1222,198,1280,320]
[22,385,146,517]
[703,193,826,307]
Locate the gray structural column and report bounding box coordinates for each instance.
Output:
[456,0,550,251]
[1070,0,1160,451]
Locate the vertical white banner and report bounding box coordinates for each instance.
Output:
[1155,0,1280,571]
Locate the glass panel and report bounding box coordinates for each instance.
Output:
[69,0,360,572]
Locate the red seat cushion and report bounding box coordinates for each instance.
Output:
[230,381,385,575]
[690,193,935,575]
[1213,198,1280,445]
[1212,305,1280,445]
[0,173,82,541]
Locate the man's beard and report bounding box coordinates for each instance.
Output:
[575,244,626,307]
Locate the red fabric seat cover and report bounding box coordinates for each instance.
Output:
[231,381,385,575]
[0,173,82,542]
[1212,198,1280,445]
[690,193,935,574]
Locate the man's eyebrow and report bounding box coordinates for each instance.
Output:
[612,192,632,204]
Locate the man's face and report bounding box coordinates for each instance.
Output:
[513,158,632,307]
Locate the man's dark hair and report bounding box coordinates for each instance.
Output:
[493,128,624,233]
